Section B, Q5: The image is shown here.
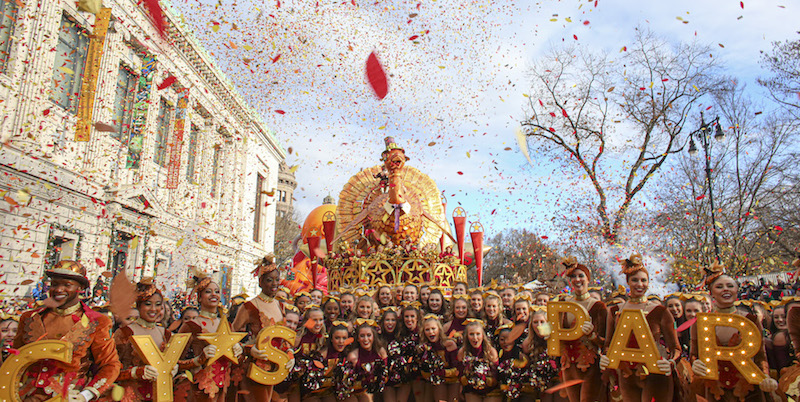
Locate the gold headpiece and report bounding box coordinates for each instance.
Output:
[252,254,278,278]
[620,254,647,276]
[400,301,422,309]
[494,323,513,335]
[562,256,590,279]
[46,260,89,288]
[464,318,484,326]
[703,262,726,288]
[355,318,378,328]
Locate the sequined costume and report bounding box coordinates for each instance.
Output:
[497,345,528,400]
[336,348,388,398]
[419,341,460,385]
[291,332,326,396]
[13,302,121,401]
[778,306,800,400]
[460,348,500,396]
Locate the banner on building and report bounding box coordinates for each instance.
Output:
[125,55,157,169]
[166,89,189,188]
[75,8,112,141]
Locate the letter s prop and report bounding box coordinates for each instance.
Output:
[248,325,296,385]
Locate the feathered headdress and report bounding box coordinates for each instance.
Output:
[703,262,726,289]
[186,267,212,295]
[620,254,647,277]
[561,256,590,279]
[252,254,278,278]
[136,277,161,304]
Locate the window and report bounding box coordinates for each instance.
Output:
[0,0,17,74]
[50,13,89,114]
[153,98,172,167]
[110,231,133,278]
[112,65,137,141]
[211,145,221,196]
[186,124,199,182]
[253,173,269,243]
[280,190,287,202]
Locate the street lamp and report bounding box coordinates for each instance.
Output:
[687,111,725,262]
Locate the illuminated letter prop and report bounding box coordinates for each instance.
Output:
[0,340,73,402]
[546,301,588,356]
[248,325,296,385]
[696,313,765,384]
[606,309,664,374]
[196,319,247,366]
[131,333,190,402]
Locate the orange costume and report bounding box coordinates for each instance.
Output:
[111,323,172,401]
[559,258,609,402]
[232,256,286,402]
[13,302,121,401]
[176,317,235,402]
[608,303,683,402]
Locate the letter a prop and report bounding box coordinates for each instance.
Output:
[546,301,588,356]
[606,309,664,374]
[131,333,190,402]
[696,313,766,384]
[249,325,296,385]
[0,340,73,402]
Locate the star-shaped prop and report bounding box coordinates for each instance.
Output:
[197,319,246,366]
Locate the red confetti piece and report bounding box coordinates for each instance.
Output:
[408,35,419,41]
[271,54,281,63]
[457,171,463,175]
[740,1,744,8]
[7,348,18,355]
[95,258,106,267]
[43,109,50,116]
[202,238,219,246]
[583,20,590,25]
[695,194,705,201]
[142,0,167,39]
[677,317,696,332]
[541,236,548,239]
[365,51,389,100]
[275,110,286,114]
[157,75,176,90]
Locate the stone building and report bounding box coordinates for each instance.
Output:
[0,0,284,302]
[276,161,297,219]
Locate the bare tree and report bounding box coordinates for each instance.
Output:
[759,37,800,113]
[521,29,722,244]
[274,208,302,265]
[483,229,562,289]
[653,82,800,284]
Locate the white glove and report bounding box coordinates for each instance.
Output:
[580,321,594,335]
[286,358,296,371]
[141,365,158,381]
[599,355,610,370]
[233,343,243,358]
[171,364,179,378]
[760,377,778,392]
[251,345,269,360]
[203,345,218,360]
[692,359,708,377]
[67,388,91,402]
[656,359,672,376]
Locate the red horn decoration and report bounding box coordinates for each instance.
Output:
[470,222,485,286]
[440,194,448,252]
[322,211,336,255]
[453,207,467,265]
[306,236,321,289]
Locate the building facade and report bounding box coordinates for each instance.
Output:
[0,0,284,302]
[276,161,297,218]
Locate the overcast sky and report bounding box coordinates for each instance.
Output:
[167,0,799,247]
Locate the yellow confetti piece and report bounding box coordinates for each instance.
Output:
[243,45,253,51]
[565,17,572,22]
[288,165,299,173]
[130,236,139,250]
[176,238,184,247]
[211,25,220,32]
[59,66,74,74]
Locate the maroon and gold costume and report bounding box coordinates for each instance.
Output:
[560,298,608,402]
[111,324,172,401]
[13,302,121,401]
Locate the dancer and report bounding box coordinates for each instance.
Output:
[419,315,460,402]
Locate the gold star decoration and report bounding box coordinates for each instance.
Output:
[197,319,247,366]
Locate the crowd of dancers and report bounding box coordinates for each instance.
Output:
[2,254,800,402]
